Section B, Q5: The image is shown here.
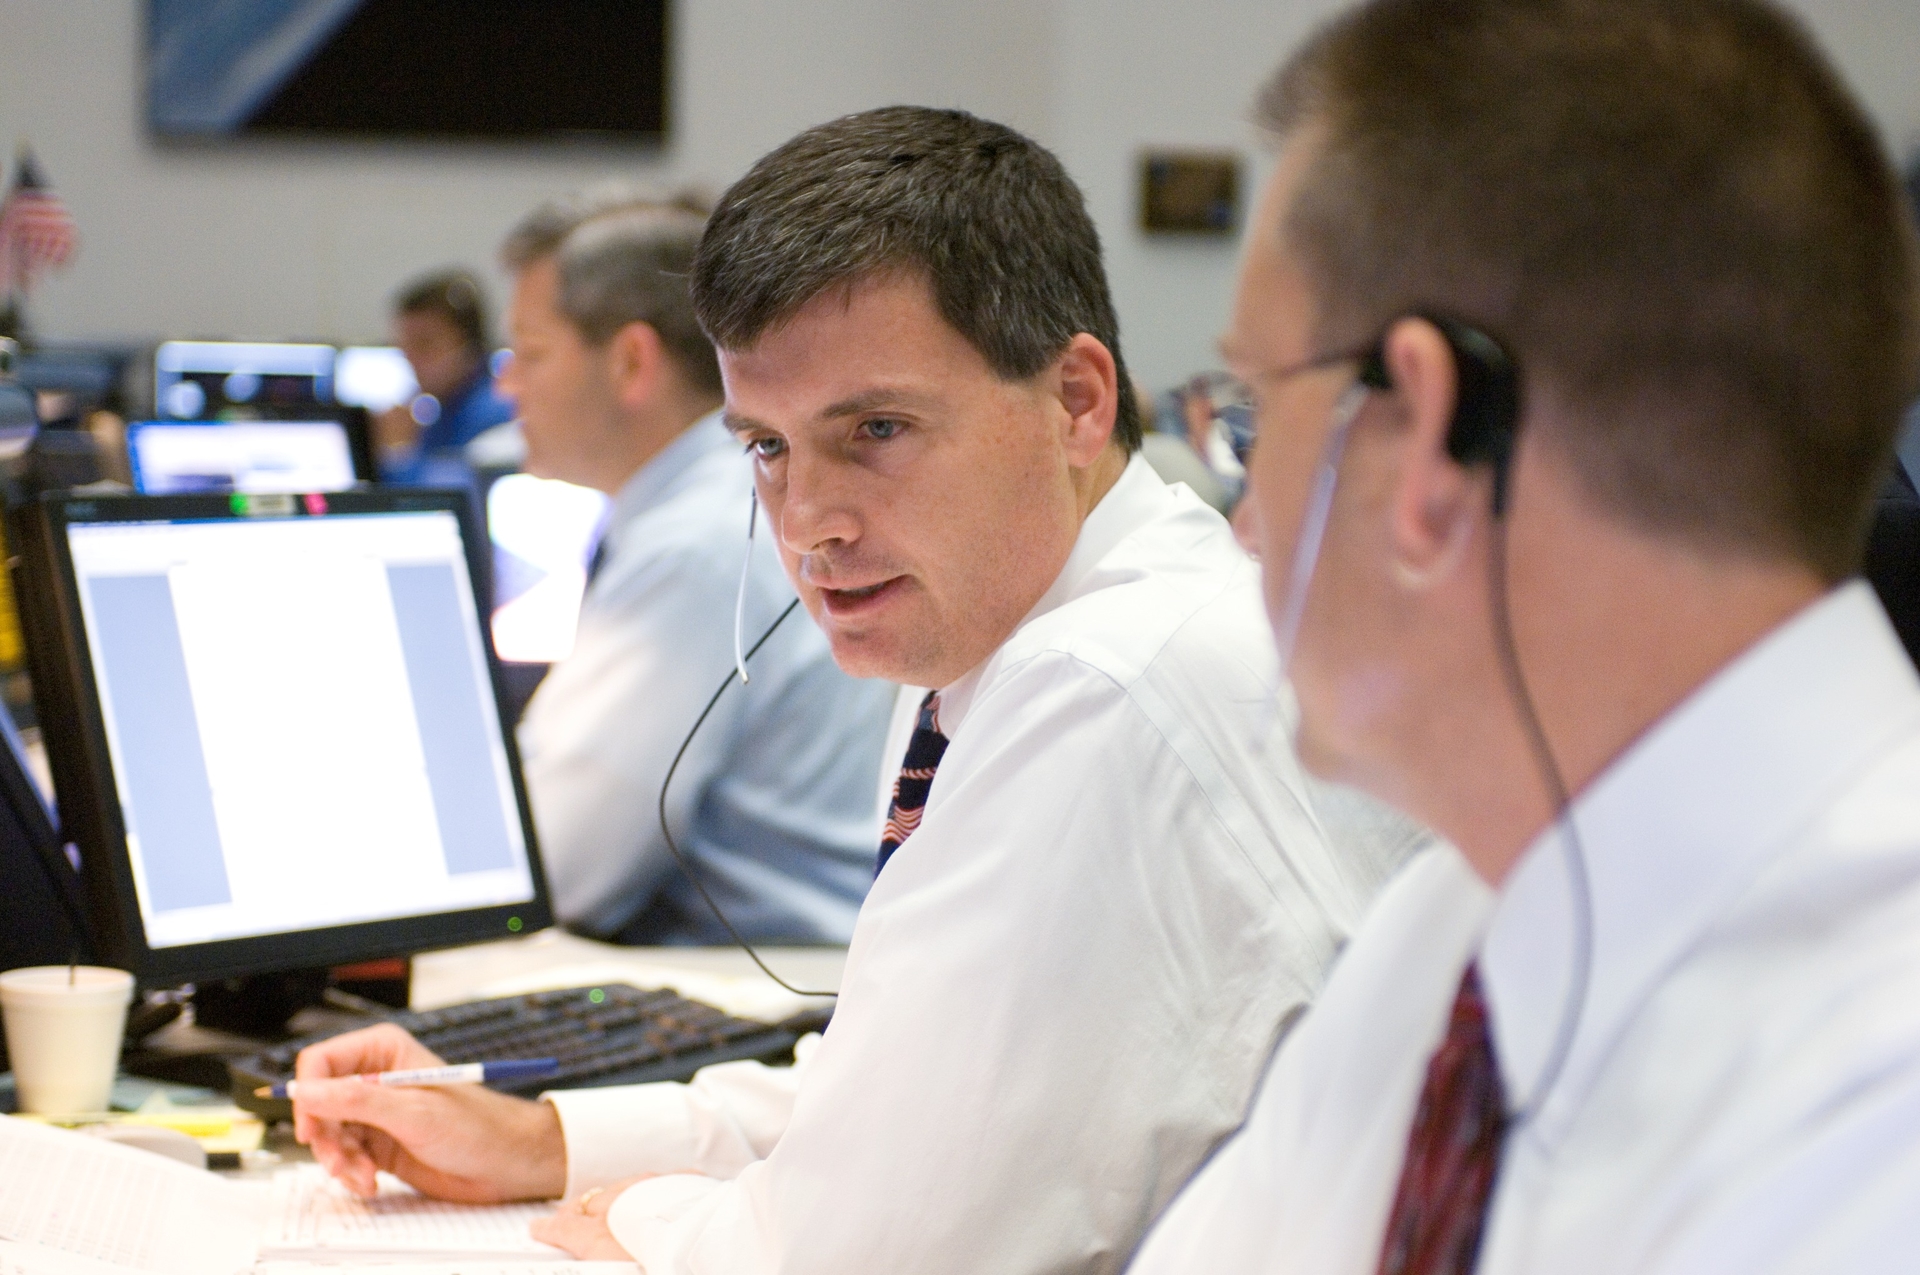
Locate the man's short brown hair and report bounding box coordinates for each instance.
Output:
[501,186,721,397]
[1262,0,1920,579]
[690,106,1143,452]
[395,269,489,355]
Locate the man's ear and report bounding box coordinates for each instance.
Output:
[1382,317,1483,587]
[1053,333,1120,467]
[606,320,667,410]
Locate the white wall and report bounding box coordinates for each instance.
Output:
[1061,0,1920,386]
[0,1,1057,350]
[2,0,1917,389]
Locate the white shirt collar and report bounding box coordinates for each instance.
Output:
[1482,581,1920,1140]
[935,453,1175,733]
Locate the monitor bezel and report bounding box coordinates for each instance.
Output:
[10,487,553,985]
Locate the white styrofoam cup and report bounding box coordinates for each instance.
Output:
[0,965,134,1115]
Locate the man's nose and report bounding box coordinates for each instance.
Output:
[774,447,861,555]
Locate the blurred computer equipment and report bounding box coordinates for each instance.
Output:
[9,344,141,423]
[153,340,335,420]
[333,344,418,413]
[125,416,369,494]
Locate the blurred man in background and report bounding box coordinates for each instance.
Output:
[376,268,515,482]
[499,188,893,945]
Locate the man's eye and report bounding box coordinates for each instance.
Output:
[862,418,905,441]
[746,436,787,461]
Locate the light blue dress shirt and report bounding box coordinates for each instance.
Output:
[516,413,895,944]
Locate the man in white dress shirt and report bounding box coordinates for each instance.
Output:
[1130,1,1920,1272]
[289,108,1411,1272]
[497,192,894,944]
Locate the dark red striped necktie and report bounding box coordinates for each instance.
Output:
[1376,963,1508,1275]
[877,691,948,877]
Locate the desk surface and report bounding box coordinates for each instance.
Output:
[410,932,846,1024]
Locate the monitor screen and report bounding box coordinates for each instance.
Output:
[11,491,550,982]
[154,341,335,420]
[127,419,360,495]
[334,346,418,413]
[146,0,668,142]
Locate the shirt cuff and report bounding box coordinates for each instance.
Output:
[544,1081,708,1199]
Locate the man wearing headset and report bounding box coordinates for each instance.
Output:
[1129,1,1920,1272]
[376,269,516,483]
[285,108,1415,1272]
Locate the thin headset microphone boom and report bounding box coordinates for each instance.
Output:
[732,488,758,685]
[655,483,835,999]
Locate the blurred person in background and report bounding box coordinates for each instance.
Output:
[377,268,515,482]
[499,187,894,945]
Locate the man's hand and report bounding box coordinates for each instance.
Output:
[530,1177,649,1260]
[291,1023,568,1203]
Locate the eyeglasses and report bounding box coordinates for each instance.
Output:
[1218,343,1382,470]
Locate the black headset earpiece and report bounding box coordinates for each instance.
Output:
[1357,313,1521,516]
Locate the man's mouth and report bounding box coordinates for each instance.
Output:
[817,576,906,616]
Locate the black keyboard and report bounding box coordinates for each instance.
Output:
[232,984,799,1118]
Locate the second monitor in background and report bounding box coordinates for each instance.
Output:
[125,416,373,495]
[153,341,335,421]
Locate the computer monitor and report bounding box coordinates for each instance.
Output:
[125,417,369,495]
[10,489,551,984]
[153,341,335,420]
[334,346,418,414]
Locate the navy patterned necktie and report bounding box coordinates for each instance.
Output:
[1376,963,1508,1275]
[585,532,611,586]
[877,691,948,877]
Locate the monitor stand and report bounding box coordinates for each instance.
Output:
[122,966,406,1093]
[189,969,331,1038]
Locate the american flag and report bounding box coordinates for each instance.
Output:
[0,148,78,299]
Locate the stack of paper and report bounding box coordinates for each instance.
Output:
[0,1118,636,1274]
[265,1166,564,1262]
[0,1115,260,1275]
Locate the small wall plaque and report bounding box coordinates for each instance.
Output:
[1139,151,1241,235]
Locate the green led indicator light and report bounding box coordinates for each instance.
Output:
[230,493,248,516]
[506,916,523,932]
[588,988,605,1004]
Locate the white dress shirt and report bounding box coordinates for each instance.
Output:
[1129,581,1920,1275]
[517,413,895,943]
[546,456,1414,1273]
